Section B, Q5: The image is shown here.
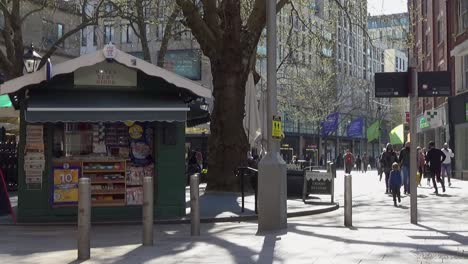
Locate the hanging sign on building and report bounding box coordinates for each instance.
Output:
[375,72,409,97]
[74,61,137,87]
[418,71,451,97]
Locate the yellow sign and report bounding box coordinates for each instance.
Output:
[129,124,143,139]
[53,168,79,204]
[124,121,135,127]
[272,116,282,139]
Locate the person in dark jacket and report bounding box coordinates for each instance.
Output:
[388,162,402,206]
[399,142,411,194]
[425,141,446,194]
[380,143,398,194]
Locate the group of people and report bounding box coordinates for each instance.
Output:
[343,151,370,174]
[380,141,455,206]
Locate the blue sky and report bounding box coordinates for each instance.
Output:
[367,0,408,15]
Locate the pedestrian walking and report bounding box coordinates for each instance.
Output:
[378,148,386,181]
[422,147,431,187]
[425,141,446,195]
[388,162,402,207]
[362,153,369,173]
[417,146,425,186]
[441,143,455,187]
[380,143,398,194]
[398,142,410,194]
[356,155,362,173]
[344,149,354,174]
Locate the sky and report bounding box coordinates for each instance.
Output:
[367,0,408,16]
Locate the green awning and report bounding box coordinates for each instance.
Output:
[0,95,12,107]
[25,91,189,123]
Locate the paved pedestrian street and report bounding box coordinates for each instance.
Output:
[1,170,467,263]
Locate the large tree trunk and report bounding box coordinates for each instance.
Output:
[206,58,249,191]
[205,0,249,192]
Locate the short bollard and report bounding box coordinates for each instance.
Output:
[143,176,154,246]
[344,174,352,227]
[78,177,91,260]
[190,173,200,236]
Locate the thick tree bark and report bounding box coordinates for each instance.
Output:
[205,0,248,192]
[207,58,249,191]
[135,0,151,63]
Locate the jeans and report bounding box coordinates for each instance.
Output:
[401,165,410,193]
[441,163,452,185]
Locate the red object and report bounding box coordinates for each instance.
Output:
[0,169,16,224]
[405,112,410,123]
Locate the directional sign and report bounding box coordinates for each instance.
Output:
[418,71,451,97]
[375,72,409,98]
[272,116,282,140]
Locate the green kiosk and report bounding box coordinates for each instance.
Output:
[0,44,211,223]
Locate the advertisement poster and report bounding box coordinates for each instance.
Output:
[52,167,80,205]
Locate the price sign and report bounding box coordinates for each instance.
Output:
[53,168,80,205]
[272,116,283,140]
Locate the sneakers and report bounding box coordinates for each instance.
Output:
[398,197,401,203]
[394,202,397,207]
[443,187,446,193]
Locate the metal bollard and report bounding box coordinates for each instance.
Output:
[344,174,352,227]
[143,176,154,246]
[190,173,200,236]
[78,177,91,260]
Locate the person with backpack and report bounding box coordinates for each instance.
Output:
[344,149,354,174]
[380,143,398,194]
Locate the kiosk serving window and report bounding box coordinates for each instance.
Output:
[51,122,155,207]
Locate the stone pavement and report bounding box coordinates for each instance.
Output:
[1,170,467,263]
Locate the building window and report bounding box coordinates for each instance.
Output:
[93,26,98,46]
[459,0,468,33]
[463,55,468,91]
[81,29,87,47]
[104,24,114,44]
[121,24,132,43]
[437,19,443,44]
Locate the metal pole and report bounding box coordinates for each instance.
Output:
[344,174,352,227]
[410,67,418,224]
[257,0,287,231]
[190,173,200,236]
[77,177,91,260]
[142,176,153,246]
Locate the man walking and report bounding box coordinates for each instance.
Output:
[380,143,398,194]
[425,141,446,194]
[399,142,410,194]
[441,143,455,187]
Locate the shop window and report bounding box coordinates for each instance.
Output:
[455,124,468,171]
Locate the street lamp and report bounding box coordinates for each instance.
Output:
[23,44,42,74]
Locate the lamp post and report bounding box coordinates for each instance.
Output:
[23,44,42,74]
[257,0,287,232]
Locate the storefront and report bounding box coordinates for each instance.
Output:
[449,92,468,180]
[416,105,448,149]
[0,45,211,222]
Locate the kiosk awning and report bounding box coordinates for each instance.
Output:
[25,91,189,123]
